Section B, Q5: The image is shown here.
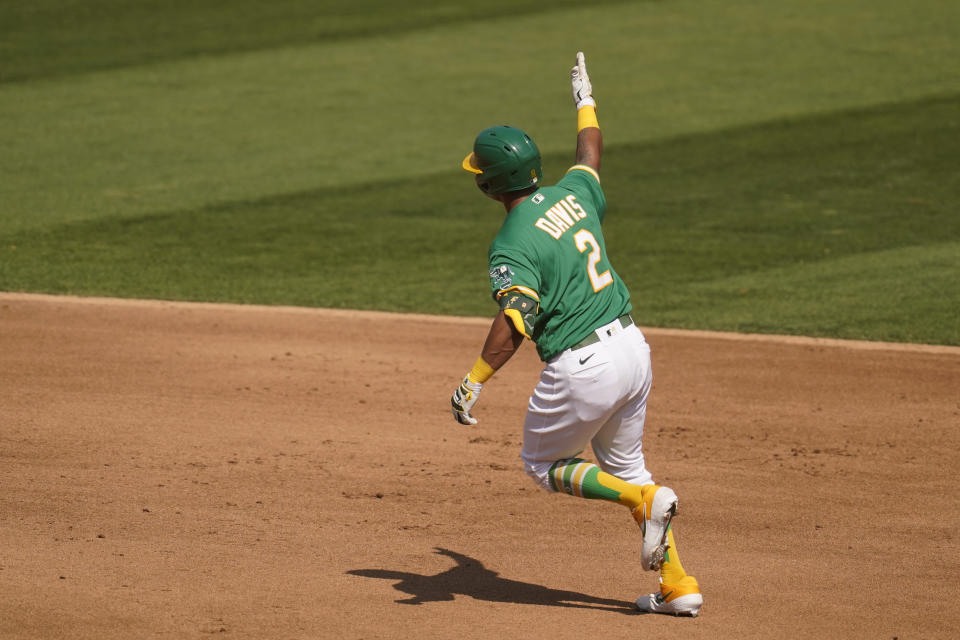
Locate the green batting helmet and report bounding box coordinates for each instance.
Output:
[462,125,542,195]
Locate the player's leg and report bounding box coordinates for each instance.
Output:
[660,527,694,587]
[591,325,702,615]
[541,456,645,506]
[534,441,701,614]
[520,327,701,614]
[521,338,667,517]
[589,330,679,570]
[635,526,702,617]
[593,412,683,574]
[520,350,619,489]
[522,328,658,513]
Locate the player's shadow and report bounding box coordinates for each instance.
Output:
[347,547,636,613]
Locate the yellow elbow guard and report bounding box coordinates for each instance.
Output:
[577,105,599,132]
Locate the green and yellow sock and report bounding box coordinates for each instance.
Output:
[547,458,645,509]
[549,459,694,585]
[660,527,689,585]
[549,459,694,583]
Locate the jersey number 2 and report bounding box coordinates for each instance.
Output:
[574,229,613,292]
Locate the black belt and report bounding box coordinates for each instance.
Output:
[569,313,634,351]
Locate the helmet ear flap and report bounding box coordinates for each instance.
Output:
[476,175,498,199]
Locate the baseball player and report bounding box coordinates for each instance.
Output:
[451,52,703,616]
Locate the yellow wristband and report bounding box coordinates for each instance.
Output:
[467,356,495,384]
[577,105,599,133]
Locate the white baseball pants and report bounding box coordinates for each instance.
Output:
[522,318,654,490]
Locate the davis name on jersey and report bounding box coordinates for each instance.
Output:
[535,195,589,239]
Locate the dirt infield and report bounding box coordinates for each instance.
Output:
[2,293,958,639]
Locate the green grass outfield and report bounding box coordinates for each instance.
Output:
[2,0,958,344]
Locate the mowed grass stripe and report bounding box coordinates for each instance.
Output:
[647,241,960,344]
[602,93,960,287]
[3,94,957,344]
[0,0,638,83]
[3,0,958,233]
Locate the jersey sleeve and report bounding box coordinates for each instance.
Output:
[557,165,607,222]
[488,243,541,303]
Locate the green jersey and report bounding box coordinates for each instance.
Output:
[488,164,632,361]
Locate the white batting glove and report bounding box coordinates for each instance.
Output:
[451,376,482,425]
[571,51,595,109]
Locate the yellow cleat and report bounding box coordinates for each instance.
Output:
[635,575,703,617]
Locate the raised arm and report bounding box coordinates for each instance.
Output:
[571,51,602,171]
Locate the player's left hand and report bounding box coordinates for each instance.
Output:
[451,376,482,425]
